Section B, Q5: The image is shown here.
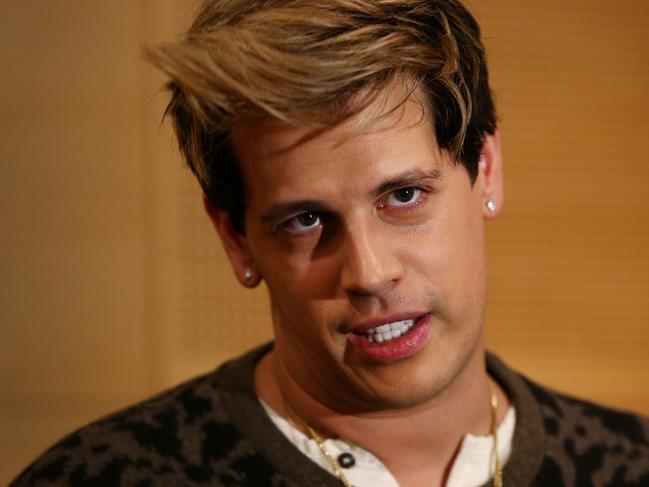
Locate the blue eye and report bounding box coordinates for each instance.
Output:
[283,212,321,234]
[385,188,421,207]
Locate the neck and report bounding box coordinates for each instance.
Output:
[255,348,510,487]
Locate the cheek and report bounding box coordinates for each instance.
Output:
[261,255,342,333]
[444,219,488,327]
[405,200,486,309]
[259,240,343,304]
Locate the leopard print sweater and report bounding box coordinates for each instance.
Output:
[11,344,649,486]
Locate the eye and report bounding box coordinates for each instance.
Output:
[281,211,321,235]
[384,187,422,207]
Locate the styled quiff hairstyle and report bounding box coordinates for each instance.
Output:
[146,0,496,234]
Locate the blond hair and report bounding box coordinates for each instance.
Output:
[146,0,496,233]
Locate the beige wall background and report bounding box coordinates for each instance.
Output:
[1,0,647,483]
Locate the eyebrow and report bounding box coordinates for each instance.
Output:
[260,167,443,227]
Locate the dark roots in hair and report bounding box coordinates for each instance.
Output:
[146,0,497,234]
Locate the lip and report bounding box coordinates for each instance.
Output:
[346,311,428,334]
[346,313,433,364]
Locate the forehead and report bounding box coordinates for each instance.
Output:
[231,87,446,207]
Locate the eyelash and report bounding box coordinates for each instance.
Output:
[277,186,430,237]
[279,212,322,237]
[378,187,428,212]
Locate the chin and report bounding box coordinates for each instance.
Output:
[341,363,455,411]
[347,336,484,411]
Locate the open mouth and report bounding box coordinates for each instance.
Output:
[354,318,417,344]
[347,314,432,363]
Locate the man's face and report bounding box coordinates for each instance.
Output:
[228,87,499,412]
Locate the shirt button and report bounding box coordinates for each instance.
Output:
[337,452,356,469]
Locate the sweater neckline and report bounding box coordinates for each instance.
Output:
[216,343,546,487]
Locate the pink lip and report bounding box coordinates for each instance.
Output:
[346,313,433,364]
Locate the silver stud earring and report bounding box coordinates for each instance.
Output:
[243,268,254,284]
[486,200,496,213]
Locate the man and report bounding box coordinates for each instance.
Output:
[11,1,649,486]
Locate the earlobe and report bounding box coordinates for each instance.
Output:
[203,196,261,288]
[479,130,504,219]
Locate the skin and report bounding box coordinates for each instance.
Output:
[206,84,505,486]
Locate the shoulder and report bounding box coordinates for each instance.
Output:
[487,352,649,486]
[525,377,649,486]
[10,344,284,487]
[525,376,649,447]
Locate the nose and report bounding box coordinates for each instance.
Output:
[339,221,404,296]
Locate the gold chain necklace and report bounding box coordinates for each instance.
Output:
[306,386,503,487]
[306,425,354,487]
[490,386,503,487]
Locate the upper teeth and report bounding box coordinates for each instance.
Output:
[364,319,415,343]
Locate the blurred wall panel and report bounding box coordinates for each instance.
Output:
[0,0,171,482]
[1,0,647,484]
[473,0,649,412]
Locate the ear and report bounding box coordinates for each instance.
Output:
[203,196,261,288]
[478,129,504,219]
